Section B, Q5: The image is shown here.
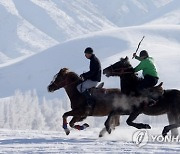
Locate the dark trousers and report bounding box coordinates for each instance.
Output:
[137,75,158,90]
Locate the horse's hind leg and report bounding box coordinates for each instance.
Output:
[105,110,121,134]
[162,124,180,137]
[111,115,120,130]
[163,112,179,137]
[99,127,107,137]
[99,115,119,137]
[115,115,120,127]
[126,109,151,129]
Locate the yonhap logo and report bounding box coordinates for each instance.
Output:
[132,130,180,147]
[132,130,149,147]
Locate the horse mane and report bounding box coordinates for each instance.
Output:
[68,71,82,81]
[62,68,83,83]
[117,57,139,94]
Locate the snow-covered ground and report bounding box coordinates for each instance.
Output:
[0,128,180,153]
[1,0,180,153]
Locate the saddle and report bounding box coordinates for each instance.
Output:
[89,82,121,100]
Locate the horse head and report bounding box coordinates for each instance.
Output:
[47,68,81,92]
[103,56,133,77]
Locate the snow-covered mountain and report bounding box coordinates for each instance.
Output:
[0,0,180,97]
[0,0,115,64]
[0,0,179,64]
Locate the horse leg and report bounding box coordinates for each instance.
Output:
[163,112,179,137]
[126,109,151,129]
[111,115,120,131]
[99,113,120,137]
[99,127,107,137]
[62,109,88,135]
[69,116,89,131]
[104,111,115,134]
[162,124,180,137]
[105,110,121,134]
[114,115,120,127]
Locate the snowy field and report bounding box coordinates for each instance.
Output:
[0,128,180,153]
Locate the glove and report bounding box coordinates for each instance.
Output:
[133,53,137,58]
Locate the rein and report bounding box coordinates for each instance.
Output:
[110,65,133,75]
[53,76,81,88]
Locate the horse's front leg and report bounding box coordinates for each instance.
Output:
[126,108,151,129]
[62,111,71,135]
[69,117,89,130]
[62,109,88,135]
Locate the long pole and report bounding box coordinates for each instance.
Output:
[132,36,145,59]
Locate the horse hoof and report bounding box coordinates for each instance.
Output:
[99,127,106,138]
[83,123,89,128]
[105,127,111,134]
[162,129,168,137]
[145,124,151,129]
[65,128,70,135]
[108,129,112,134]
[162,126,169,137]
[162,132,167,137]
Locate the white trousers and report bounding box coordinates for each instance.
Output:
[77,80,98,93]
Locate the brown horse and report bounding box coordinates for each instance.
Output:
[47,68,157,137]
[48,68,120,137]
[103,56,180,137]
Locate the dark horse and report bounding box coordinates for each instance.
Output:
[48,68,121,137]
[103,56,180,137]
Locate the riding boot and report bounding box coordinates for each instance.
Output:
[82,90,95,115]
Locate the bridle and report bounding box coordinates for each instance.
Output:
[51,74,81,89]
[109,65,133,75]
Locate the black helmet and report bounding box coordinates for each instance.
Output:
[139,50,149,58]
[84,47,93,54]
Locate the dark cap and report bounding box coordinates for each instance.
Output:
[84,47,93,54]
[139,50,149,58]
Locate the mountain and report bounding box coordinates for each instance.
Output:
[0,0,178,64]
[0,0,179,106]
[0,0,115,64]
[0,25,180,98]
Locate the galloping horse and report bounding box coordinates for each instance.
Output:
[48,68,121,137]
[47,68,157,137]
[103,56,180,137]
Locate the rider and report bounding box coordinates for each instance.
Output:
[133,50,159,90]
[133,50,159,105]
[77,47,101,114]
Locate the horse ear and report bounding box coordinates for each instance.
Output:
[125,56,129,61]
[61,68,69,75]
[157,82,163,87]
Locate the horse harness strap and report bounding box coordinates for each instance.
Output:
[110,65,133,75]
[53,78,80,88]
